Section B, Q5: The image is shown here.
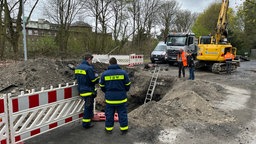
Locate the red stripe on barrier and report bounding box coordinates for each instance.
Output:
[65,117,72,123]
[49,122,58,129]
[64,88,72,99]
[31,128,40,136]
[12,99,19,112]
[0,99,4,113]
[48,91,57,103]
[79,113,83,118]
[15,135,21,142]
[0,139,7,144]
[29,94,39,108]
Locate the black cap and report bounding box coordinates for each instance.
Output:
[84,53,93,60]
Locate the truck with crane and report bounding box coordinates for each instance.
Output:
[196,0,240,73]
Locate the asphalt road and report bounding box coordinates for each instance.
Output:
[25,121,149,144]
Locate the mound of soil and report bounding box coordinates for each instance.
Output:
[129,80,235,128]
[0,58,81,95]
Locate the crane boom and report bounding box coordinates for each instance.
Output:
[215,0,229,44]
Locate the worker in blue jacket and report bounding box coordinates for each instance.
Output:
[99,57,131,135]
[75,53,99,129]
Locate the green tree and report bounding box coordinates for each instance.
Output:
[192,3,221,37]
[228,6,246,54]
[243,0,256,53]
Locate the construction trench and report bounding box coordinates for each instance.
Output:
[1,58,256,144]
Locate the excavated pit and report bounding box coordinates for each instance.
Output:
[95,67,176,113]
[127,76,175,112]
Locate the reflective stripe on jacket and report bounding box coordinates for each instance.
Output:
[75,60,99,96]
[99,64,131,104]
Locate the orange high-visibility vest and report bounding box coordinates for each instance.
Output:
[224,52,234,60]
[177,51,187,66]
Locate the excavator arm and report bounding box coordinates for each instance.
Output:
[215,0,229,44]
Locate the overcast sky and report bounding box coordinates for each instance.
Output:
[28,0,245,21]
[179,0,245,13]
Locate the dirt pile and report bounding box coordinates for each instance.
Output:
[129,79,235,128]
[0,58,78,95]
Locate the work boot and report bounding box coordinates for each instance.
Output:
[83,124,94,129]
[121,130,128,135]
[105,129,112,134]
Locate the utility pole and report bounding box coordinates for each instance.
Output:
[22,0,27,61]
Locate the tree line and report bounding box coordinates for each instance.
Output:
[0,0,255,60]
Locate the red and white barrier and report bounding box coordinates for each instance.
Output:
[129,54,144,66]
[92,54,144,66]
[8,83,84,144]
[0,95,9,144]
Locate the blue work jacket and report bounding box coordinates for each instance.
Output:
[75,60,99,96]
[99,64,131,104]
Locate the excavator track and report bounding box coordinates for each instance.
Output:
[211,62,238,74]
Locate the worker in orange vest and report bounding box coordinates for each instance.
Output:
[224,50,234,74]
[177,48,187,78]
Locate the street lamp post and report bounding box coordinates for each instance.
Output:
[22,0,27,61]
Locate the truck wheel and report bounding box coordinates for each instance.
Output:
[151,60,155,63]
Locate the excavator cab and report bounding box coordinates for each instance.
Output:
[199,36,213,44]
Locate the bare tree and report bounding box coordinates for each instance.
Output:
[0,0,5,59]
[175,10,197,32]
[143,0,159,36]
[109,0,129,44]
[84,0,100,34]
[98,0,112,34]
[157,0,180,39]
[126,0,138,43]
[83,0,102,52]
[44,0,84,53]
[127,0,159,47]
[4,0,39,58]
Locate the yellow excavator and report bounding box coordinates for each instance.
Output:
[196,0,240,73]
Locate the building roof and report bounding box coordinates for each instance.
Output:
[71,21,92,28]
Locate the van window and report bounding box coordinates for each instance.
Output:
[154,45,166,51]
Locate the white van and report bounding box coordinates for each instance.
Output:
[150,42,168,63]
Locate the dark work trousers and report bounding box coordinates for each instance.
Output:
[226,60,232,74]
[105,103,128,131]
[82,96,94,128]
[178,62,185,78]
[189,67,195,80]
